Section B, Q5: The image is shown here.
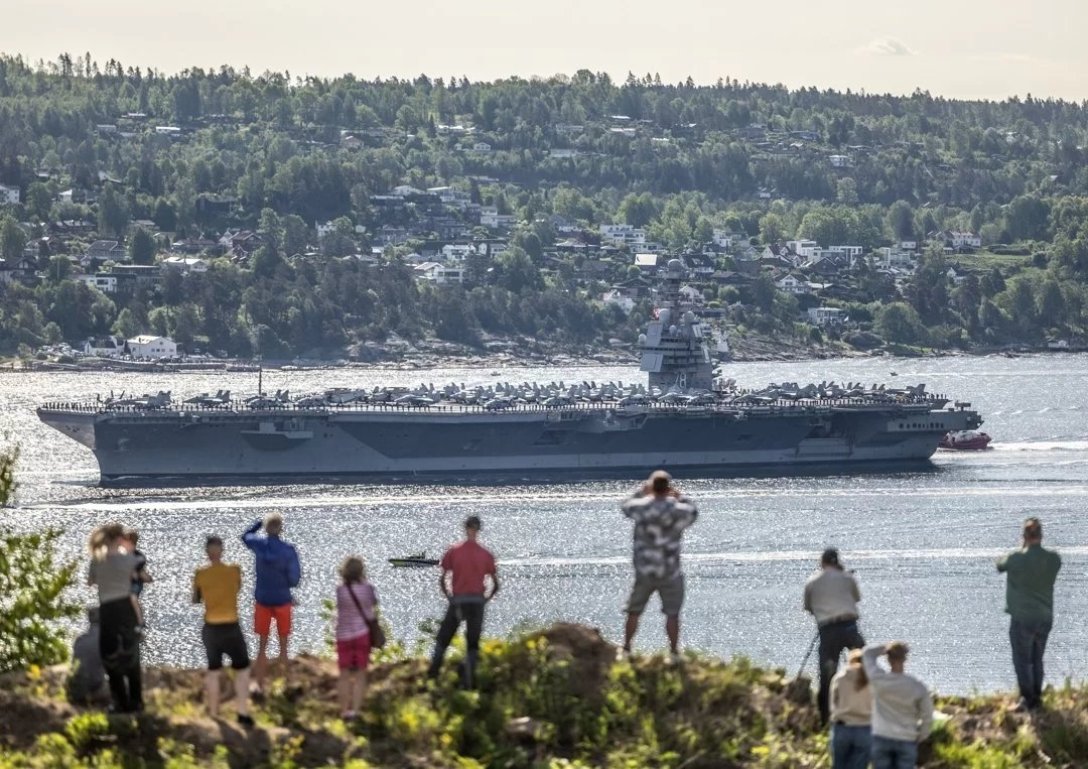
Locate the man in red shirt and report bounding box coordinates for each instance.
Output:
[427,515,499,687]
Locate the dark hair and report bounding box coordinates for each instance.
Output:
[821,548,840,567]
[465,515,482,531]
[1023,517,1043,541]
[650,470,672,494]
[206,535,223,549]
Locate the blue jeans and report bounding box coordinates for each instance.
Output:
[1010,618,1051,708]
[832,723,871,769]
[871,736,917,769]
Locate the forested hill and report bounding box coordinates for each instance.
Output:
[1,54,1087,359]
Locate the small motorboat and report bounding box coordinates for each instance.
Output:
[388,552,440,568]
[939,430,992,451]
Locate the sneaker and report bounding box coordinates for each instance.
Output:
[340,711,357,721]
[615,648,631,662]
[237,713,255,729]
[1008,698,1031,714]
[668,651,683,667]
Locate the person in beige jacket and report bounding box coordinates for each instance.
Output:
[862,642,934,769]
[829,649,873,769]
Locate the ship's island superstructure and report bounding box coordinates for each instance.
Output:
[38,260,983,485]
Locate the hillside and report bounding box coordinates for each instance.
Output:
[1,57,1088,360]
[3,623,1087,768]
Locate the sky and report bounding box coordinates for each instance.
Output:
[2,0,1086,101]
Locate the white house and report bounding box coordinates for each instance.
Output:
[878,247,917,270]
[600,224,647,248]
[471,142,492,153]
[776,274,811,295]
[786,240,821,260]
[712,229,741,249]
[0,183,19,205]
[548,149,580,159]
[479,207,517,229]
[414,262,465,285]
[83,336,126,358]
[947,231,982,249]
[441,244,474,262]
[78,274,120,294]
[807,307,847,327]
[127,335,178,358]
[829,154,852,168]
[162,255,209,273]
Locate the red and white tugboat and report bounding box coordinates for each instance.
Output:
[939,430,992,451]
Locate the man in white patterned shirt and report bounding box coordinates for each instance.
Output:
[620,470,699,660]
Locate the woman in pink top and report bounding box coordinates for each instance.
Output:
[335,556,377,719]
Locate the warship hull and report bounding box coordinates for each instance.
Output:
[37,401,982,485]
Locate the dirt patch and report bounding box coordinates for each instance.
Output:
[531,622,616,699]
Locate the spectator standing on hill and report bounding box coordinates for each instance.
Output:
[87,523,143,713]
[804,547,864,724]
[122,528,152,636]
[829,648,873,769]
[193,535,253,726]
[997,517,1061,712]
[428,516,499,688]
[242,513,301,693]
[335,556,378,719]
[862,642,934,769]
[620,470,698,662]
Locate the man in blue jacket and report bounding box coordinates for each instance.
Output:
[242,513,301,692]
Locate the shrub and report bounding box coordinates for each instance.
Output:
[0,446,81,672]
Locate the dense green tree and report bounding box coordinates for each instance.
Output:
[0,216,27,261]
[129,228,156,265]
[876,302,926,345]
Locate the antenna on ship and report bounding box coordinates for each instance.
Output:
[257,354,263,398]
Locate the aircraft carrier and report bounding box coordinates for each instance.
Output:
[37,260,983,485]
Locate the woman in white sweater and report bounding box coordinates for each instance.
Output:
[830,649,873,769]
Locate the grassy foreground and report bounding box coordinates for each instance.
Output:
[1,623,1086,769]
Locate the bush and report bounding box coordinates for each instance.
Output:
[0,447,81,673]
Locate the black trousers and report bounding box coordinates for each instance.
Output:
[817,619,864,724]
[99,597,142,712]
[428,600,485,686]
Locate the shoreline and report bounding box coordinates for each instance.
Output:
[2,344,1082,375]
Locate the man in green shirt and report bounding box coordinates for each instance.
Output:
[997,517,1061,712]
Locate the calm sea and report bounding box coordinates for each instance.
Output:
[3,355,1087,694]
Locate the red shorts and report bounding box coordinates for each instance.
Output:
[336,633,371,671]
[254,603,293,637]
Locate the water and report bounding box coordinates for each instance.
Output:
[3,354,1087,695]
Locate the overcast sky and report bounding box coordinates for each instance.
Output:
[3,0,1086,101]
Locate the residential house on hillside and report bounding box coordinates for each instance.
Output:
[162,255,209,274]
[112,263,163,289]
[414,262,465,285]
[775,274,811,295]
[934,230,982,250]
[83,336,126,358]
[479,207,517,229]
[127,335,178,358]
[633,253,659,275]
[81,240,126,268]
[78,272,137,295]
[600,224,647,248]
[0,183,20,205]
[807,307,848,327]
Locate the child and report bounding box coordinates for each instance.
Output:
[123,528,153,636]
[335,556,378,719]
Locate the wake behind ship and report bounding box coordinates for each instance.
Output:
[38,261,983,486]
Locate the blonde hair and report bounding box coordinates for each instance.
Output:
[88,523,125,559]
[847,649,868,690]
[340,556,367,585]
[264,513,284,535]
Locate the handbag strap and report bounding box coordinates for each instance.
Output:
[345,582,374,623]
